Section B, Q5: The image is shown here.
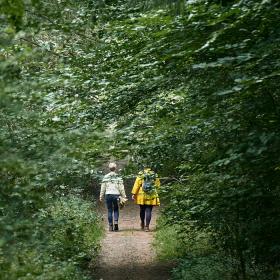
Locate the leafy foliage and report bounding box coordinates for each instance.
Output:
[1,0,280,279]
[0,195,102,280]
[87,0,279,278]
[1,1,108,278]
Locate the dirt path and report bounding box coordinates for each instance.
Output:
[93,198,173,280]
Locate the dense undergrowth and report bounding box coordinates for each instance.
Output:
[0,194,102,280]
[155,203,274,280]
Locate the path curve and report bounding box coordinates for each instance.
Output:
[93,198,172,280]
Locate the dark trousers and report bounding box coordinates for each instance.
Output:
[105,194,119,225]
[140,205,153,226]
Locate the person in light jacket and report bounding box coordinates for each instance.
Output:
[131,166,160,232]
[100,162,126,231]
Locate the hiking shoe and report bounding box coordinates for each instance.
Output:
[109,225,113,231]
[140,222,145,230]
[114,224,119,231]
[144,226,150,232]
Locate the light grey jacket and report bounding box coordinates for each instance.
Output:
[100,172,126,199]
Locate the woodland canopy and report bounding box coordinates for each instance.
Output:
[1,0,280,279]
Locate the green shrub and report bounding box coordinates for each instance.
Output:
[154,218,185,261]
[172,255,231,280]
[155,215,231,280]
[46,195,103,264]
[0,195,102,280]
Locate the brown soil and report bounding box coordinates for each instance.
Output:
[93,199,173,280]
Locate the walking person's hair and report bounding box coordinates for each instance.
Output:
[109,162,117,171]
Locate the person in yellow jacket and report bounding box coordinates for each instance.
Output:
[131,166,160,232]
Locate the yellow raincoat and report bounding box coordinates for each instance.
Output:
[131,168,160,206]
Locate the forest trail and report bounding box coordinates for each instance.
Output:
[93,196,173,280]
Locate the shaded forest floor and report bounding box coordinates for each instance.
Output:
[92,195,173,280]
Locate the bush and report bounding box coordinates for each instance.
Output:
[0,195,103,280]
[153,218,185,261]
[154,214,232,280]
[172,256,231,280]
[46,195,102,264]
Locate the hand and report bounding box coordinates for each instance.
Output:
[132,195,135,201]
